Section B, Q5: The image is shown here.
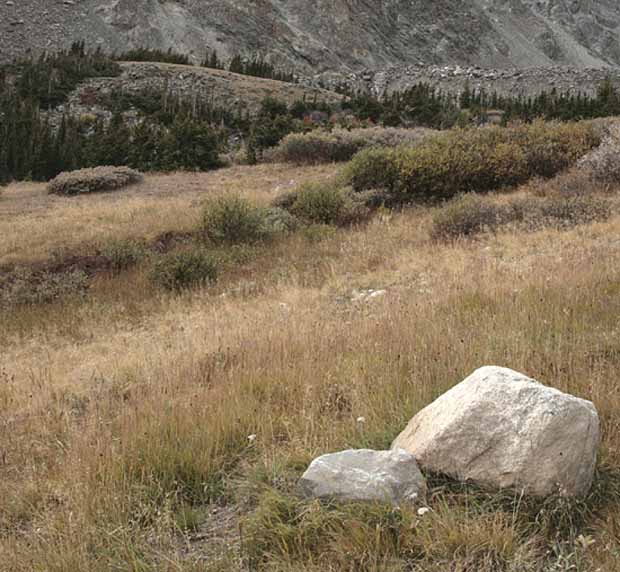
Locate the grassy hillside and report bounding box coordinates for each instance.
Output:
[1,123,619,571]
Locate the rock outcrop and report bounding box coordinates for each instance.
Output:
[299,449,427,506]
[392,366,600,497]
[3,1,620,72]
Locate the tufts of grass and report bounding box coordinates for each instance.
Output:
[241,490,544,571]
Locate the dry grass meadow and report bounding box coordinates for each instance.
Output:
[1,150,620,570]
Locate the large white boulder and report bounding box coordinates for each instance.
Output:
[392,366,600,497]
[299,449,427,506]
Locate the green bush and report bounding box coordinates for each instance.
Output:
[47,166,144,196]
[343,121,600,204]
[289,183,370,226]
[100,239,147,273]
[202,195,269,245]
[150,249,218,291]
[341,147,402,196]
[261,207,300,234]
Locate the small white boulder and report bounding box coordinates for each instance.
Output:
[299,449,427,506]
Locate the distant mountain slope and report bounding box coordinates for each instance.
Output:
[1,1,620,71]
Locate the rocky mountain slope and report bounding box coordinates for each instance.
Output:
[2,0,620,72]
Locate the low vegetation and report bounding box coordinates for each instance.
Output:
[430,192,612,240]
[5,44,620,187]
[47,166,144,196]
[343,121,601,204]
[1,119,619,571]
[202,195,272,245]
[150,248,219,291]
[274,127,433,165]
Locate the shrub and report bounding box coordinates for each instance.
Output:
[341,147,401,195]
[578,123,620,185]
[150,249,218,291]
[343,121,600,204]
[202,195,269,245]
[274,127,434,165]
[100,239,148,273]
[275,131,363,165]
[431,192,612,241]
[430,194,508,240]
[0,268,89,309]
[527,194,612,230]
[47,166,144,196]
[289,183,371,226]
[261,207,300,234]
[289,183,347,224]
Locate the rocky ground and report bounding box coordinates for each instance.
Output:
[3,0,620,73]
[321,64,620,99]
[56,62,343,125]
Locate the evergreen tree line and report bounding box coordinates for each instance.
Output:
[345,78,620,128]
[204,51,296,83]
[116,47,191,66]
[0,41,121,109]
[0,91,224,183]
[0,44,317,183]
[459,78,620,122]
[0,74,328,183]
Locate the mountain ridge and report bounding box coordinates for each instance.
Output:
[1,1,620,72]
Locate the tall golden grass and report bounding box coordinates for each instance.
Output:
[1,160,619,570]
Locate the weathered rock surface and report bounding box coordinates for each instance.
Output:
[392,366,600,497]
[3,0,620,72]
[299,449,427,506]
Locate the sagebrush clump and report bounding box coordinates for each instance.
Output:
[578,122,620,185]
[431,192,612,240]
[343,121,600,204]
[47,166,144,196]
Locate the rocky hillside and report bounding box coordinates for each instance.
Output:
[2,0,620,72]
[58,61,343,121]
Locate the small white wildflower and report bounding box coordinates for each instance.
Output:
[356,416,366,424]
[247,434,257,443]
[417,507,431,517]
